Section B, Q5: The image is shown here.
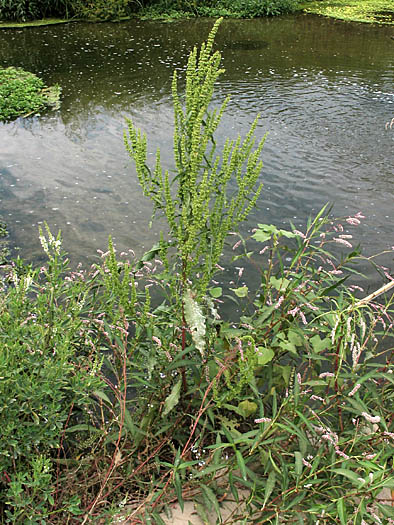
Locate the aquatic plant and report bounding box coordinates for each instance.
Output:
[301,0,394,25]
[0,67,61,122]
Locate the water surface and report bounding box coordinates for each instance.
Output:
[0,15,393,284]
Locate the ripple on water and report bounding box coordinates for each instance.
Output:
[0,16,392,276]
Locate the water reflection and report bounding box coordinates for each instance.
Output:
[0,16,393,282]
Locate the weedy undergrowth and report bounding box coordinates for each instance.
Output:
[0,19,393,525]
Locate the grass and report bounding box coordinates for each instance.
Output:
[301,0,394,24]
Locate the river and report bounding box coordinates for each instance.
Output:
[0,14,393,286]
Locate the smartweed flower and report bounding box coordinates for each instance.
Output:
[361,412,381,424]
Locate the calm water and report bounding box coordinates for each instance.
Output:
[0,15,393,283]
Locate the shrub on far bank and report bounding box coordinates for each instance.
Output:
[0,0,300,22]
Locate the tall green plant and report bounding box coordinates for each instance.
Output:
[125,18,265,300]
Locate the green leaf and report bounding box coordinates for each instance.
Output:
[332,468,361,485]
[281,365,292,386]
[319,276,348,297]
[263,471,276,508]
[310,334,329,353]
[252,224,278,243]
[162,380,182,416]
[195,503,210,524]
[288,330,303,347]
[278,340,298,355]
[376,503,394,518]
[236,450,247,481]
[93,390,112,405]
[337,497,347,525]
[269,276,290,291]
[294,451,303,477]
[209,287,222,298]
[183,289,206,354]
[257,347,274,365]
[174,472,184,512]
[238,400,258,418]
[201,485,221,521]
[232,286,248,298]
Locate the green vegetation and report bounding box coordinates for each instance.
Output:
[0,0,300,24]
[301,0,394,24]
[0,67,61,122]
[1,0,392,24]
[137,0,299,20]
[0,20,393,524]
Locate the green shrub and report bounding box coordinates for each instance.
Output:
[0,0,73,21]
[140,0,300,19]
[0,67,61,121]
[71,0,140,20]
[0,226,103,522]
[211,0,299,17]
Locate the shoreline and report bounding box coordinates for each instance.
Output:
[1,2,393,30]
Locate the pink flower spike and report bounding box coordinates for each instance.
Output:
[255,417,272,424]
[152,336,162,348]
[346,217,360,226]
[274,296,284,309]
[293,230,306,239]
[361,412,380,424]
[348,383,361,397]
[334,237,353,248]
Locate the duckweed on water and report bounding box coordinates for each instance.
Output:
[0,67,61,121]
[301,0,394,24]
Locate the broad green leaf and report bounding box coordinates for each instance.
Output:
[281,365,292,385]
[310,334,329,353]
[238,400,258,418]
[257,347,274,365]
[209,287,222,298]
[278,340,297,355]
[232,286,249,298]
[252,224,278,243]
[270,276,290,291]
[288,330,303,347]
[162,379,181,416]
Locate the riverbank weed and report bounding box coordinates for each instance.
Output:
[0,19,393,524]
